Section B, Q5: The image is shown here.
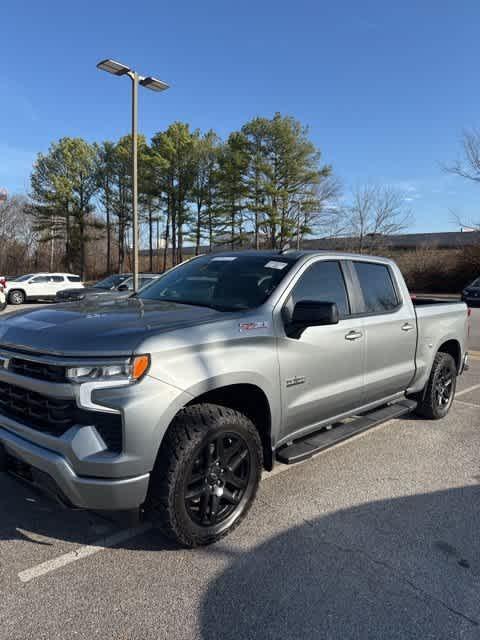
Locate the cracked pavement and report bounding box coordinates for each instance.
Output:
[0,358,479,639]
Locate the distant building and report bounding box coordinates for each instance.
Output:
[143,230,480,260]
[302,231,480,251]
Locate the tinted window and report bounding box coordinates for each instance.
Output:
[94,275,129,289]
[354,262,398,313]
[51,276,65,282]
[139,277,155,288]
[68,276,81,283]
[31,276,49,283]
[139,255,296,310]
[289,261,350,317]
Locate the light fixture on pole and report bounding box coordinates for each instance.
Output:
[96,59,169,292]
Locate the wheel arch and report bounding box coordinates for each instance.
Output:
[437,338,461,371]
[185,383,274,471]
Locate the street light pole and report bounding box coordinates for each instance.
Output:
[96,59,169,292]
[130,71,139,292]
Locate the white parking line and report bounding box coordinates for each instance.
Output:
[456,383,480,398]
[18,523,152,583]
[455,399,480,409]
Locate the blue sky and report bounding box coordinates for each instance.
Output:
[1,0,479,232]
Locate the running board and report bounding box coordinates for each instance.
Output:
[276,399,417,465]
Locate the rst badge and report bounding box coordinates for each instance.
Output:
[239,321,269,332]
[286,376,306,388]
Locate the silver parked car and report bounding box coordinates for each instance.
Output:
[0,251,469,547]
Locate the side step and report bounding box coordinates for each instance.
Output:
[276,399,417,465]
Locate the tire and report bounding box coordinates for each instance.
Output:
[147,403,263,547]
[0,300,6,312]
[8,290,25,305]
[415,352,457,420]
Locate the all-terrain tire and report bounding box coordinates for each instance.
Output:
[415,352,457,420]
[147,403,263,547]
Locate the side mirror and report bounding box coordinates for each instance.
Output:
[289,300,339,338]
[117,284,129,292]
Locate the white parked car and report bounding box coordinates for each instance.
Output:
[5,273,84,305]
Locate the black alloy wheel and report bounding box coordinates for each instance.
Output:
[415,351,457,419]
[184,432,251,527]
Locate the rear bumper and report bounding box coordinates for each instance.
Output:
[0,426,150,510]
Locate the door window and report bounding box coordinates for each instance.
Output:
[30,276,49,284]
[288,261,350,318]
[50,276,65,282]
[353,262,399,313]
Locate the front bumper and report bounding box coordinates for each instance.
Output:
[0,348,192,510]
[0,427,150,510]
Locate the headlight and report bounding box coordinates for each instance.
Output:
[66,355,150,383]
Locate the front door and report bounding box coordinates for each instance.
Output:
[277,259,365,444]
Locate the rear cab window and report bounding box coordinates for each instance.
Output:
[353,261,399,314]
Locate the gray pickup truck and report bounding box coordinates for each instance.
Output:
[0,251,469,547]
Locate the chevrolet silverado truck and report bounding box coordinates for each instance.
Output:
[0,251,469,547]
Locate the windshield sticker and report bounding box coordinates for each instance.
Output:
[265,260,288,270]
[211,256,237,261]
[239,321,269,332]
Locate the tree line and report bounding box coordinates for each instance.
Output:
[1,112,413,279]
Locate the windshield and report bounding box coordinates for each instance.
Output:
[15,274,34,282]
[121,276,157,291]
[94,274,129,290]
[138,254,296,310]
[471,277,480,287]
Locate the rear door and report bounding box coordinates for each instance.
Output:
[277,259,365,443]
[349,260,417,404]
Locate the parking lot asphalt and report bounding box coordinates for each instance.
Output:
[0,328,479,638]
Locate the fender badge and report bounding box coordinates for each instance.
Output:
[286,376,306,388]
[239,321,269,332]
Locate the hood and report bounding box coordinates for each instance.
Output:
[0,298,230,357]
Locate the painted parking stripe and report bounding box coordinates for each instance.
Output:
[455,399,480,409]
[456,383,480,398]
[18,523,152,583]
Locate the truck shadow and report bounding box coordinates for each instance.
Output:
[200,483,480,639]
[0,472,174,551]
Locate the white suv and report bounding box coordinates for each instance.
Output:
[6,273,84,305]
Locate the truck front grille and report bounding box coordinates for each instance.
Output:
[8,357,67,383]
[0,380,122,452]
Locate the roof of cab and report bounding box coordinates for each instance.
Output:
[207,249,396,266]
